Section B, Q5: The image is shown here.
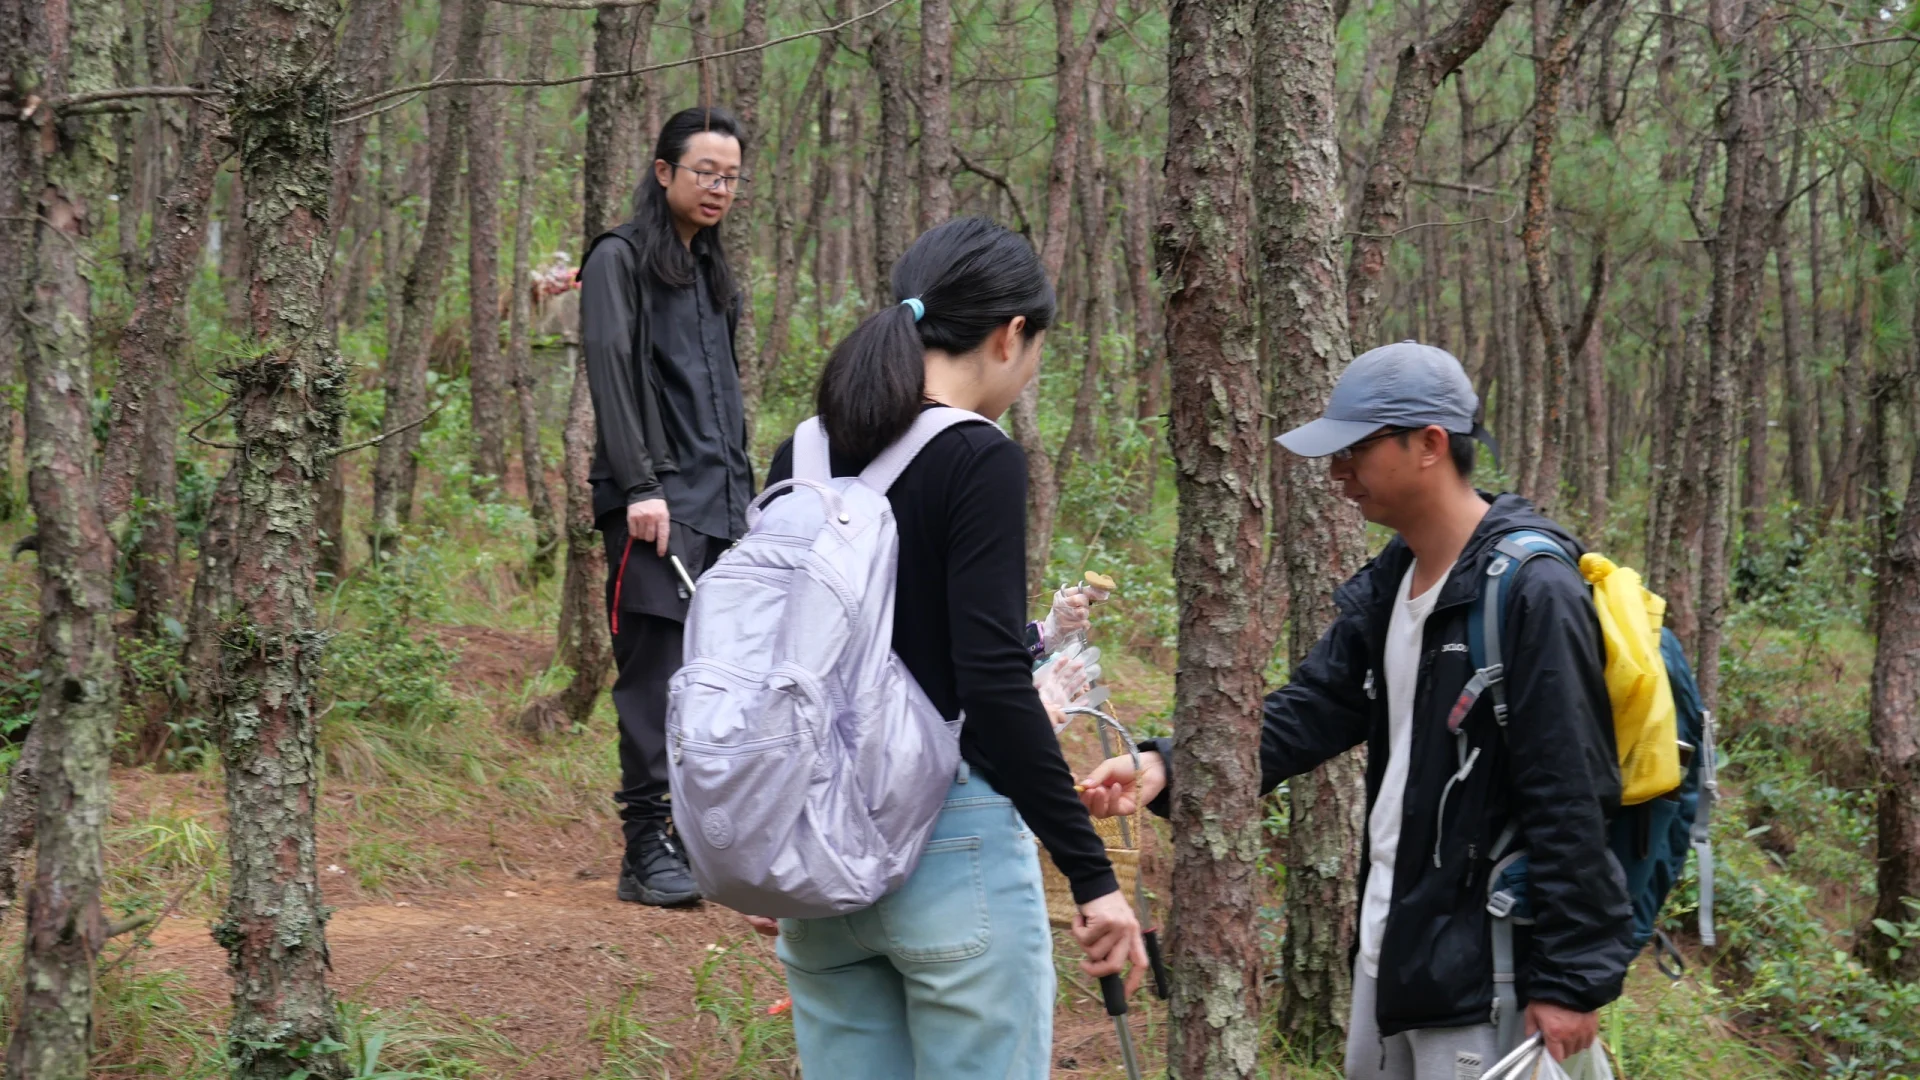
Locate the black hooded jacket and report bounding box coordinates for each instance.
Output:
[1149,494,1635,1035]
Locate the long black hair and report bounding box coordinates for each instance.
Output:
[817,217,1055,464]
[627,106,741,310]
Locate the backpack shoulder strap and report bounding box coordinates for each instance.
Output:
[793,417,831,482]
[858,408,1001,493]
[1451,531,1578,732]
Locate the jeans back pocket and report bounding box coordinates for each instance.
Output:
[875,835,990,962]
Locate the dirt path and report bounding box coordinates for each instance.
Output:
[119,626,1170,1078]
[136,857,1157,1078]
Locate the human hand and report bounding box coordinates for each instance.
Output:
[1041,580,1112,646]
[1071,890,1146,995]
[628,498,671,558]
[1034,642,1102,732]
[743,915,779,938]
[1524,1000,1598,1061]
[1077,751,1165,818]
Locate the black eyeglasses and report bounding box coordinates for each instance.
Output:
[668,162,746,193]
[1331,428,1409,461]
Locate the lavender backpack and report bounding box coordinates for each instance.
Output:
[666,409,997,917]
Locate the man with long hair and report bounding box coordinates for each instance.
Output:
[581,106,751,907]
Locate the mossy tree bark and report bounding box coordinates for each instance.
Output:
[2,0,122,1073]
[1157,0,1266,1074]
[1254,0,1371,1054]
[213,0,347,1072]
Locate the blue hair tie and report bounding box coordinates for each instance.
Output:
[901,297,925,322]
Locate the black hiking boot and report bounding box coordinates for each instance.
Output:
[618,824,702,907]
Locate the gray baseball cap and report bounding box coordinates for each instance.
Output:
[1276,340,1498,459]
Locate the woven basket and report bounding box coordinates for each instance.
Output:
[1040,810,1143,928]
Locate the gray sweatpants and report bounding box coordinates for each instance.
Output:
[1345,963,1502,1080]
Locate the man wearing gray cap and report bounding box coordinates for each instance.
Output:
[1080,342,1634,1078]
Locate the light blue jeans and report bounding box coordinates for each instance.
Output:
[776,769,1056,1079]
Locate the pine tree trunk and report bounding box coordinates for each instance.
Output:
[0,722,44,924]
[528,0,651,732]
[467,24,510,498]
[214,0,348,1074]
[1054,77,1112,487]
[751,29,835,428]
[370,0,471,551]
[1741,336,1769,547]
[0,10,21,524]
[827,84,852,309]
[509,9,560,578]
[868,27,912,288]
[1519,0,1598,514]
[1008,0,1114,597]
[1572,240,1612,535]
[721,0,764,434]
[1776,146,1817,509]
[1160,0,1267,1074]
[1256,0,1369,1052]
[1664,312,1708,649]
[583,3,653,240]
[1695,0,1765,708]
[107,0,236,635]
[1344,0,1512,347]
[3,0,121,1073]
[918,0,954,228]
[522,349,613,732]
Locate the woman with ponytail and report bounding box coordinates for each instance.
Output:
[753,218,1145,1078]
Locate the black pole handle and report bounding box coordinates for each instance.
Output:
[1143,928,1171,1000]
[1100,973,1129,1018]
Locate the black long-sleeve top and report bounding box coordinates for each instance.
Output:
[768,411,1119,904]
[581,230,752,538]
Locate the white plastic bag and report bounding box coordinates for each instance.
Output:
[1484,1035,1615,1080]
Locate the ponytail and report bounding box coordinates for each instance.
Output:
[816,217,1055,466]
[816,302,929,465]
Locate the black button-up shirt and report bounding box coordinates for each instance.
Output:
[581,233,752,541]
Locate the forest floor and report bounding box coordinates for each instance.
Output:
[86,623,1188,1079]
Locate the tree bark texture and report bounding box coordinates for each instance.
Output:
[522,350,613,733]
[582,1,654,240]
[1776,153,1816,509]
[370,0,471,549]
[720,0,764,432]
[467,20,510,497]
[1866,429,1920,981]
[1518,0,1598,512]
[1572,239,1612,534]
[1255,0,1370,1052]
[3,1,121,1074]
[0,723,45,924]
[1158,0,1266,1075]
[103,0,236,638]
[1344,0,1512,348]
[1741,336,1769,545]
[868,26,912,290]
[1695,0,1768,709]
[509,8,560,578]
[918,0,954,229]
[213,0,349,1072]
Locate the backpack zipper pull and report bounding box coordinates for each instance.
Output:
[1364,669,1377,701]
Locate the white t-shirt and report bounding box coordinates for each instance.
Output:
[1358,561,1448,979]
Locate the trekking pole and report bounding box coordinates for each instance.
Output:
[1061,572,1172,1001]
[1101,973,1144,1080]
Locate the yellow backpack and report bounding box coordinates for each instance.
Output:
[1462,531,1681,805]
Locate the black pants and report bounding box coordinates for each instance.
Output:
[598,510,724,848]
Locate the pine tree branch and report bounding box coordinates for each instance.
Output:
[338,0,904,112]
[325,402,448,459]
